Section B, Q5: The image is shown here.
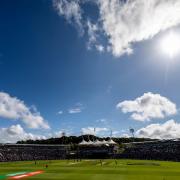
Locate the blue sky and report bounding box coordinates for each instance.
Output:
[1,0,180,142]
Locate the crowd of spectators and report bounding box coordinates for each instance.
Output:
[0,144,69,162]
[118,140,180,161]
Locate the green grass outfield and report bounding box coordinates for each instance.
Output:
[0,159,180,180]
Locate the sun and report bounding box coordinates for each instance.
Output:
[160,31,180,58]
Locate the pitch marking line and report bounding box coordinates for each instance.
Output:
[8,171,44,179]
[6,172,27,177]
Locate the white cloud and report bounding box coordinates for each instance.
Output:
[81,127,108,135]
[47,130,63,138]
[98,0,180,56]
[117,92,177,121]
[0,92,49,129]
[58,110,63,115]
[54,0,180,57]
[95,44,104,52]
[68,103,84,114]
[96,118,107,123]
[0,124,46,143]
[87,20,98,46]
[86,20,104,51]
[136,119,180,139]
[53,0,84,34]
[68,108,82,114]
[121,133,130,138]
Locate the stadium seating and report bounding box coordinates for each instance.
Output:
[117,140,180,161]
[1,140,180,162]
[0,144,70,162]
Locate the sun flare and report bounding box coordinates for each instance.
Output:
[160,32,180,58]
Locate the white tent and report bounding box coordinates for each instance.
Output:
[102,140,108,144]
[93,139,102,146]
[79,139,117,146]
[87,140,94,145]
[107,139,117,145]
[79,140,89,145]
